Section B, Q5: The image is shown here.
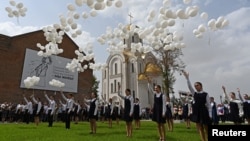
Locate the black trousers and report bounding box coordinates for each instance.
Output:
[65,109,72,129]
[48,110,53,127]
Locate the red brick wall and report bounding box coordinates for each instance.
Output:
[0,30,94,103]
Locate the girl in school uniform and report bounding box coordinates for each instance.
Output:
[182,70,211,141]
[44,91,56,127]
[84,92,99,134]
[238,88,250,125]
[31,93,42,126]
[118,84,134,137]
[222,86,243,125]
[133,98,141,129]
[149,84,166,141]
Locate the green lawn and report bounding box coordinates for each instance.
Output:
[0,120,200,141]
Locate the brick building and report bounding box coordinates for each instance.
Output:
[0,30,94,103]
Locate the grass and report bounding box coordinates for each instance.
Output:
[0,120,200,141]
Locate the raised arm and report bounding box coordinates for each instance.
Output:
[182,70,195,95]
[43,90,50,101]
[237,88,244,102]
[94,100,99,116]
[117,83,125,99]
[84,98,91,103]
[60,90,67,101]
[222,85,229,102]
[147,83,155,94]
[23,96,28,104]
[101,95,108,104]
[31,95,38,104]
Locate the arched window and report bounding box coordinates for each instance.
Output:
[115,63,117,74]
[131,63,134,73]
[111,83,113,93]
[114,80,117,92]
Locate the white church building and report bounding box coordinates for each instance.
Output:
[101,27,163,109]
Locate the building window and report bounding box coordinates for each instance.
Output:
[132,36,135,42]
[111,83,113,93]
[115,63,117,74]
[131,63,134,73]
[114,80,117,92]
[104,70,106,78]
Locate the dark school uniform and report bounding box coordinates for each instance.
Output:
[152,94,166,123]
[190,92,211,125]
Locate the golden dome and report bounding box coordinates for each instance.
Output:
[145,63,161,75]
[138,73,148,81]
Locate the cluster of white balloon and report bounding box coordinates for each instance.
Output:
[36,26,64,57]
[34,0,123,73]
[57,0,122,73]
[23,76,40,89]
[5,0,27,22]
[193,13,229,38]
[49,79,65,88]
[97,0,229,57]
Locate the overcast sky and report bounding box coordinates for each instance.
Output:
[1,0,250,103]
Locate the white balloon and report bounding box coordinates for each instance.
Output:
[94,2,102,10]
[5,7,12,12]
[106,0,112,7]
[198,24,206,32]
[221,19,229,28]
[207,19,216,28]
[115,0,122,8]
[193,29,199,35]
[200,12,208,20]
[188,8,198,17]
[75,0,83,6]
[20,12,26,17]
[73,13,80,19]
[90,10,97,17]
[82,12,88,19]
[168,19,175,26]
[96,0,104,2]
[176,9,187,19]
[37,51,44,56]
[87,0,94,7]
[67,4,76,11]
[9,0,16,6]
[161,20,168,28]
[215,20,222,29]
[12,10,19,17]
[183,0,191,4]
[16,3,24,9]
[163,0,171,7]
[8,13,14,18]
[196,33,203,38]
[67,18,74,24]
[165,9,173,18]
[149,10,156,18]
[76,29,82,35]
[71,23,78,29]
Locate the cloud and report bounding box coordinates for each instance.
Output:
[0,21,39,36]
[173,6,250,102]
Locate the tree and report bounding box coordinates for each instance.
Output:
[151,43,185,98]
[91,75,100,94]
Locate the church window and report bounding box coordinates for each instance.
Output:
[111,83,113,93]
[131,63,134,73]
[114,63,117,74]
[114,80,117,92]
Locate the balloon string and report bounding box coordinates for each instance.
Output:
[17,17,20,25]
[208,30,211,46]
